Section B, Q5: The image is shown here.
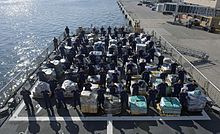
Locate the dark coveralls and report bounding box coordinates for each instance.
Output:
[178,70,186,83]
[107,26,112,35]
[53,37,58,51]
[142,70,152,84]
[148,48,155,62]
[48,78,57,97]
[109,84,117,95]
[132,83,139,96]
[41,90,52,109]
[84,83,92,91]
[65,26,70,36]
[71,90,81,109]
[120,90,128,110]
[172,82,183,97]
[99,70,107,86]
[77,70,86,91]
[97,88,105,107]
[186,83,198,91]
[55,87,67,109]
[171,63,178,74]
[179,92,188,108]
[157,83,168,99]
[157,55,164,68]
[125,72,132,92]
[37,70,47,82]
[20,89,34,111]
[139,62,146,75]
[147,89,158,108]
[59,45,66,58]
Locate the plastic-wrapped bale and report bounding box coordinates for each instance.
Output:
[136,44,146,53]
[187,89,207,112]
[160,97,182,115]
[81,90,98,113]
[145,64,157,71]
[138,80,147,95]
[160,63,171,73]
[42,68,56,80]
[87,75,100,84]
[150,71,162,82]
[129,96,147,115]
[94,41,105,52]
[62,80,78,97]
[89,51,102,63]
[33,81,51,98]
[104,95,121,115]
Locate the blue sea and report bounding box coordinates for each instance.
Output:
[0,0,126,89]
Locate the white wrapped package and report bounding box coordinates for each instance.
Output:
[33,81,50,98]
[62,80,78,91]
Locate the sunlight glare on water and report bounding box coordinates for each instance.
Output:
[0,0,127,89]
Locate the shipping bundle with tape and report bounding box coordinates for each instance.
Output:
[160,97,182,115]
[81,90,98,113]
[129,96,147,115]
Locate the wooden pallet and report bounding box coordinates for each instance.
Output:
[156,104,180,116]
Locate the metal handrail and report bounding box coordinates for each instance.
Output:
[0,32,65,108]
[153,31,220,106]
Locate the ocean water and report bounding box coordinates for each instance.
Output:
[0,0,126,89]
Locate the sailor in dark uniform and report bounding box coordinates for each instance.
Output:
[97,86,106,108]
[54,84,67,109]
[107,26,112,35]
[53,37,58,51]
[20,88,34,112]
[132,82,139,96]
[71,89,81,109]
[41,90,52,109]
[65,26,70,37]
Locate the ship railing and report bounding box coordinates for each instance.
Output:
[0,32,65,108]
[153,31,220,106]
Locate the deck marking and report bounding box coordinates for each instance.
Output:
[9,101,211,122]
[107,114,113,134]
[9,111,210,121]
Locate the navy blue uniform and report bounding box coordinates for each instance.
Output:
[97,88,105,107]
[55,87,67,109]
[142,70,152,84]
[147,89,158,108]
[132,83,139,96]
[41,90,52,109]
[171,63,178,74]
[120,90,128,110]
[20,89,34,112]
[157,82,168,98]
[173,82,183,97]
[71,90,81,109]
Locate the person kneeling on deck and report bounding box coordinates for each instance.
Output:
[147,86,158,108]
[97,85,106,109]
[71,89,81,110]
[55,84,67,109]
[20,88,34,113]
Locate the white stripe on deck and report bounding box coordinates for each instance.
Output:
[9,112,210,122]
[107,114,113,134]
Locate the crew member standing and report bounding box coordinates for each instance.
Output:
[55,84,67,109]
[20,88,34,112]
[53,37,58,51]
[65,26,70,37]
[71,89,81,109]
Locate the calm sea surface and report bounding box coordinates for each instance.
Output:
[0,0,126,89]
